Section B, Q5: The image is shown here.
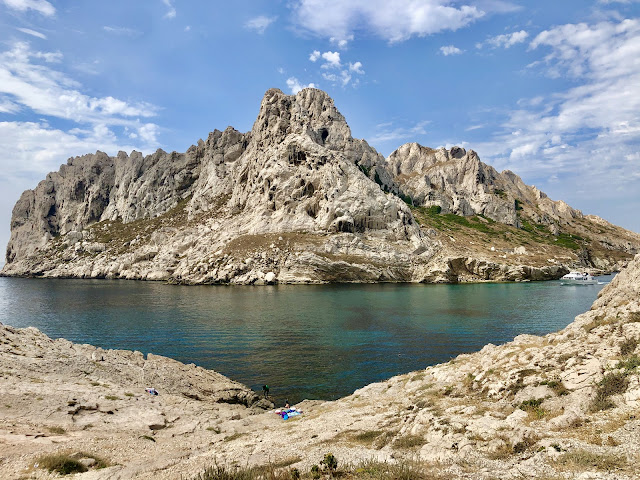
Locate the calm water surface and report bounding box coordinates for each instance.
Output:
[0,276,612,403]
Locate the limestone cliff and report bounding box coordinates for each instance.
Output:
[2,88,639,283]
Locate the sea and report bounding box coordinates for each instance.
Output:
[0,275,613,404]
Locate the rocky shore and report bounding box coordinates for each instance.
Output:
[1,254,639,479]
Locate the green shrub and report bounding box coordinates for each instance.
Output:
[589,372,629,412]
[617,355,640,371]
[519,398,546,419]
[321,452,338,475]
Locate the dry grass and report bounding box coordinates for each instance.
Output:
[46,426,66,435]
[553,450,627,472]
[392,433,425,450]
[583,315,618,334]
[193,459,446,480]
[37,451,108,475]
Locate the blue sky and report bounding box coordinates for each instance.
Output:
[1,0,639,257]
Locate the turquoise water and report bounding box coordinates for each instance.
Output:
[0,276,612,404]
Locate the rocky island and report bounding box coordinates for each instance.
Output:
[2,88,639,284]
[1,257,638,479]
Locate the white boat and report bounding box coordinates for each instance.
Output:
[560,271,597,285]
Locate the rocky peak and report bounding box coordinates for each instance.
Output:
[251,88,351,150]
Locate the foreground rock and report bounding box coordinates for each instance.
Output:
[1,255,639,479]
[3,88,639,284]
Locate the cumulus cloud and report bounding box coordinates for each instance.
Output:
[291,0,485,43]
[162,0,176,19]
[321,51,341,68]
[349,61,364,74]
[245,15,277,34]
[307,50,363,87]
[16,27,46,39]
[2,0,54,16]
[286,77,316,94]
[477,30,528,49]
[440,45,463,55]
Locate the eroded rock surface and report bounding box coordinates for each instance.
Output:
[1,256,639,479]
[3,88,639,284]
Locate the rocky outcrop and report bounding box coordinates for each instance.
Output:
[3,88,639,283]
[1,258,639,479]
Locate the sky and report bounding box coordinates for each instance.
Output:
[1,0,639,259]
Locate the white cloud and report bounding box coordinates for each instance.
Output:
[162,0,176,19]
[478,30,528,49]
[184,25,191,32]
[322,70,352,86]
[330,35,354,48]
[16,27,46,39]
[0,42,158,125]
[2,0,54,16]
[0,121,153,179]
[308,51,363,87]
[321,51,341,68]
[103,26,140,37]
[0,96,20,113]
[370,120,429,143]
[472,19,640,225]
[349,61,364,74]
[245,15,277,34]
[292,0,485,43]
[440,45,463,55]
[286,77,316,94]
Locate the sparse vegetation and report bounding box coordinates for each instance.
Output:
[589,372,629,412]
[192,457,445,480]
[617,355,640,371]
[553,450,626,472]
[540,379,569,396]
[519,398,546,420]
[392,433,424,449]
[47,426,66,435]
[583,315,618,333]
[37,452,107,475]
[619,337,638,356]
[37,454,88,475]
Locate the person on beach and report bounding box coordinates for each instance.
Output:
[262,384,269,398]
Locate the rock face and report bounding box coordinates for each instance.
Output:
[3,88,640,283]
[1,257,639,479]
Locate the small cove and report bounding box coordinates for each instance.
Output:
[0,276,612,404]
